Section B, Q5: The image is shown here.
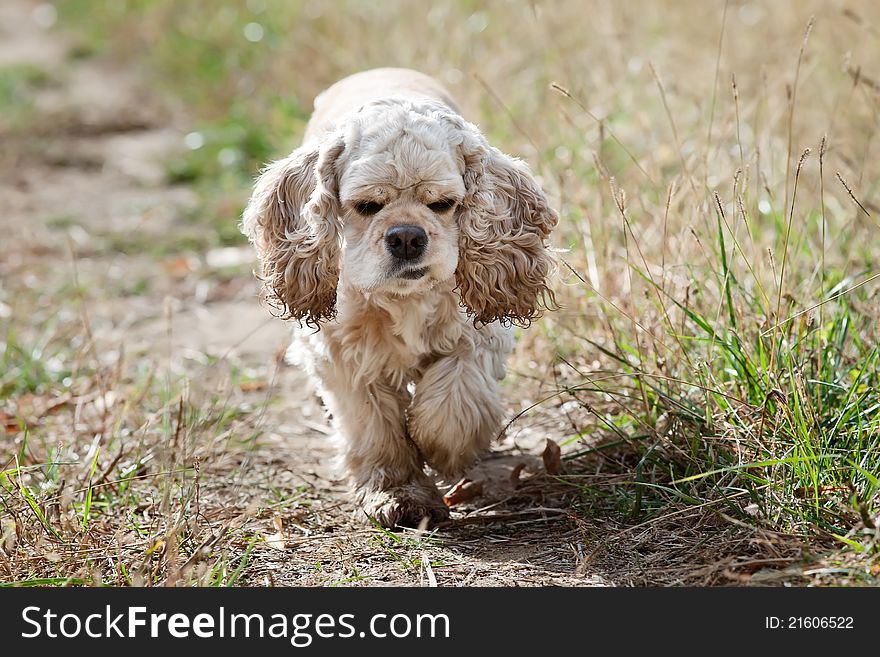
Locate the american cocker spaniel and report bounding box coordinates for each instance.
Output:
[241,68,557,528]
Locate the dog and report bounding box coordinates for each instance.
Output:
[241,68,557,528]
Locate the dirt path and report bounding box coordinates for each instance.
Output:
[1,0,627,586]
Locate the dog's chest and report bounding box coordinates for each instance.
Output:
[388,306,431,353]
[330,292,462,387]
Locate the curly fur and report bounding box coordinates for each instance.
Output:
[241,135,344,326]
[241,68,557,528]
[456,144,559,326]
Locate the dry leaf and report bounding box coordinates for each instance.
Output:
[0,410,23,434]
[264,514,285,551]
[509,462,527,488]
[1,517,18,551]
[442,478,483,507]
[161,255,198,277]
[239,379,268,393]
[542,439,563,475]
[38,395,72,417]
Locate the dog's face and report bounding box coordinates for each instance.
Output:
[338,114,466,295]
[241,96,557,326]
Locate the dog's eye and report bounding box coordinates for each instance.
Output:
[356,201,384,216]
[427,199,456,213]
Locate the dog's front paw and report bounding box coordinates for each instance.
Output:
[359,484,449,529]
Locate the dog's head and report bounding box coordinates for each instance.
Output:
[241,97,557,327]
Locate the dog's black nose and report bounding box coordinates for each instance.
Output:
[384,225,427,261]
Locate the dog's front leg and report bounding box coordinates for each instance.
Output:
[318,370,449,528]
[408,351,506,479]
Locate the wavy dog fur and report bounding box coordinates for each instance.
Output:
[242,68,557,528]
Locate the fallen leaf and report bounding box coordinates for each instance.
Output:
[0,410,23,434]
[264,514,286,551]
[442,478,483,507]
[542,439,563,475]
[161,255,199,277]
[1,517,18,551]
[509,462,527,488]
[38,394,72,417]
[13,393,38,414]
[239,379,268,393]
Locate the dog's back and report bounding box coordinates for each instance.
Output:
[305,68,459,141]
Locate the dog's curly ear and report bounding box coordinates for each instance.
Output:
[241,133,345,327]
[455,129,558,326]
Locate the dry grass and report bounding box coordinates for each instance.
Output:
[1,0,879,586]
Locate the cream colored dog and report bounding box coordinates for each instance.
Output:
[242,68,557,528]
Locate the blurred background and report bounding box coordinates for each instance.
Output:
[1,0,879,586]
